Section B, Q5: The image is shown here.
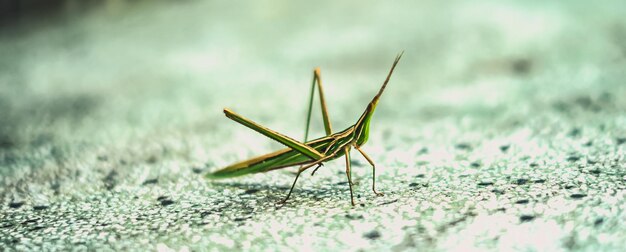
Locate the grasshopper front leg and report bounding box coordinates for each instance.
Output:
[355,145,384,196]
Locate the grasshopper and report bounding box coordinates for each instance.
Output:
[206,53,403,205]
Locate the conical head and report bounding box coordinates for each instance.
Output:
[354,52,403,146]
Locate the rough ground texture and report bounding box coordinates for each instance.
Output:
[1,1,626,251]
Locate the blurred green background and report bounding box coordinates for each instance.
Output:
[1,0,626,251]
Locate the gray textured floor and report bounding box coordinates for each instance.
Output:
[1,1,626,251]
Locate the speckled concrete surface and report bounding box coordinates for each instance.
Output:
[1,1,626,251]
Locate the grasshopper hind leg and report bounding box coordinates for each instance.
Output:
[279,68,336,205]
[303,67,333,142]
[278,170,302,205]
[278,163,322,205]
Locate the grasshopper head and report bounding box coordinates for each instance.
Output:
[354,52,403,146]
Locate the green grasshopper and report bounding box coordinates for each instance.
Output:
[206,53,403,205]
